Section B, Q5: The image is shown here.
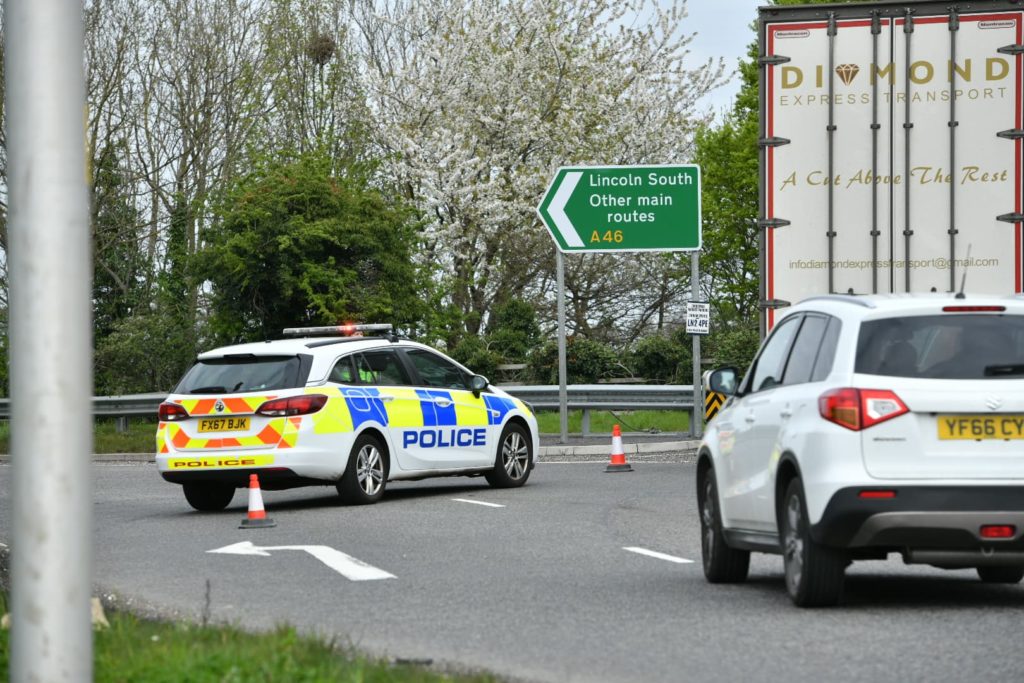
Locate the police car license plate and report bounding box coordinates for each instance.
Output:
[198,417,250,433]
[937,415,1024,440]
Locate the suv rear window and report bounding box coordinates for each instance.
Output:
[856,314,1024,379]
[175,356,305,394]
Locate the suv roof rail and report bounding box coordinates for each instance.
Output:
[798,294,876,308]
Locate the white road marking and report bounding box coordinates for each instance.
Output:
[451,498,505,508]
[623,547,694,564]
[208,541,395,581]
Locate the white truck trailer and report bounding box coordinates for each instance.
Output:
[758,0,1024,330]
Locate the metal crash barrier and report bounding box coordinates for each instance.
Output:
[0,385,697,436]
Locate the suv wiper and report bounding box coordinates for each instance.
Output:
[189,385,227,394]
[984,364,1024,377]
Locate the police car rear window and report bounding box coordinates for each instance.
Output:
[855,315,1024,379]
[175,355,304,394]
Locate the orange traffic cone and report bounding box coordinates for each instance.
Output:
[240,473,276,528]
[605,424,633,473]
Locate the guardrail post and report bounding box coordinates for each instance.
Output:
[116,416,129,434]
[581,409,590,437]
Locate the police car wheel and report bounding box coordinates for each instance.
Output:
[182,482,235,512]
[485,422,532,488]
[337,433,388,505]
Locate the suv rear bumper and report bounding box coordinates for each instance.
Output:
[812,486,1024,561]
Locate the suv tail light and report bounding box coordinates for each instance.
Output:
[819,388,908,431]
[158,402,189,422]
[256,394,328,417]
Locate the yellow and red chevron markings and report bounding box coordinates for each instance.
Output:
[161,419,287,451]
[172,395,276,416]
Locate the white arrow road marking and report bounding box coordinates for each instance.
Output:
[623,547,694,564]
[208,541,396,581]
[451,498,505,508]
[549,171,585,247]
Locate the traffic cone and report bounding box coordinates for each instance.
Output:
[240,473,276,528]
[605,424,633,473]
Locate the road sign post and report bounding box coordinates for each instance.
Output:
[537,165,703,440]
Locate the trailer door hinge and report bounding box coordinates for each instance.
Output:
[998,44,1024,56]
[757,218,791,230]
[760,299,791,311]
[758,54,790,66]
[997,129,1024,140]
[758,136,791,148]
[997,212,1024,224]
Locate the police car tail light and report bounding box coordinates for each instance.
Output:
[256,395,328,417]
[819,388,908,431]
[158,402,189,422]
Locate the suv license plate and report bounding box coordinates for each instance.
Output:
[198,417,251,433]
[937,415,1024,440]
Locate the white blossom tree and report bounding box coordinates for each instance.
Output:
[353,0,725,342]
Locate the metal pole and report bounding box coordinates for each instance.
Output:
[691,252,702,440]
[556,250,568,444]
[7,0,94,681]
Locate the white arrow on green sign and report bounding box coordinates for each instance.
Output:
[536,165,702,253]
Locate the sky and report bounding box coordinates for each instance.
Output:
[680,0,766,115]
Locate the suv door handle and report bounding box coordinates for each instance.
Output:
[432,397,453,408]
[378,394,396,402]
[744,414,756,423]
[780,409,793,418]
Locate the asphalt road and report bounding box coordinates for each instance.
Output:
[2,461,1023,682]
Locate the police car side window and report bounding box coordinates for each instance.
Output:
[329,356,357,384]
[405,350,469,390]
[353,350,412,386]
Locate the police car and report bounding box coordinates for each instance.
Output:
[156,324,538,510]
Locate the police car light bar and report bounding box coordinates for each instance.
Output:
[283,323,393,337]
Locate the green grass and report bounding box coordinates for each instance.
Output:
[0,410,695,454]
[0,418,158,455]
[534,409,691,435]
[0,591,493,682]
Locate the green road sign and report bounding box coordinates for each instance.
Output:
[536,165,701,253]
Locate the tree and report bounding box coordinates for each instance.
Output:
[200,152,427,342]
[353,0,725,342]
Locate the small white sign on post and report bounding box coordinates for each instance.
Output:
[686,301,710,336]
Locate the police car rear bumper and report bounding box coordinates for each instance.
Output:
[161,467,326,490]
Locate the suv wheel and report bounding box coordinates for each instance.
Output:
[337,433,388,505]
[698,465,749,583]
[485,422,532,488]
[781,478,846,607]
[977,566,1024,584]
[183,482,235,511]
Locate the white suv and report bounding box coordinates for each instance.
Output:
[156,326,538,511]
[698,294,1024,606]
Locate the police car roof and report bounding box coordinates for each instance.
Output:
[197,336,399,360]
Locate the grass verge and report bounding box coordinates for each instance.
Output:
[535,409,691,435]
[0,417,157,455]
[0,411,695,455]
[0,590,493,683]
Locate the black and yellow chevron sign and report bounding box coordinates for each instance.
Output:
[704,391,726,421]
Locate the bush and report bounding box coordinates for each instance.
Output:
[527,337,619,384]
[486,299,540,363]
[448,335,500,380]
[631,334,691,383]
[707,324,761,374]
